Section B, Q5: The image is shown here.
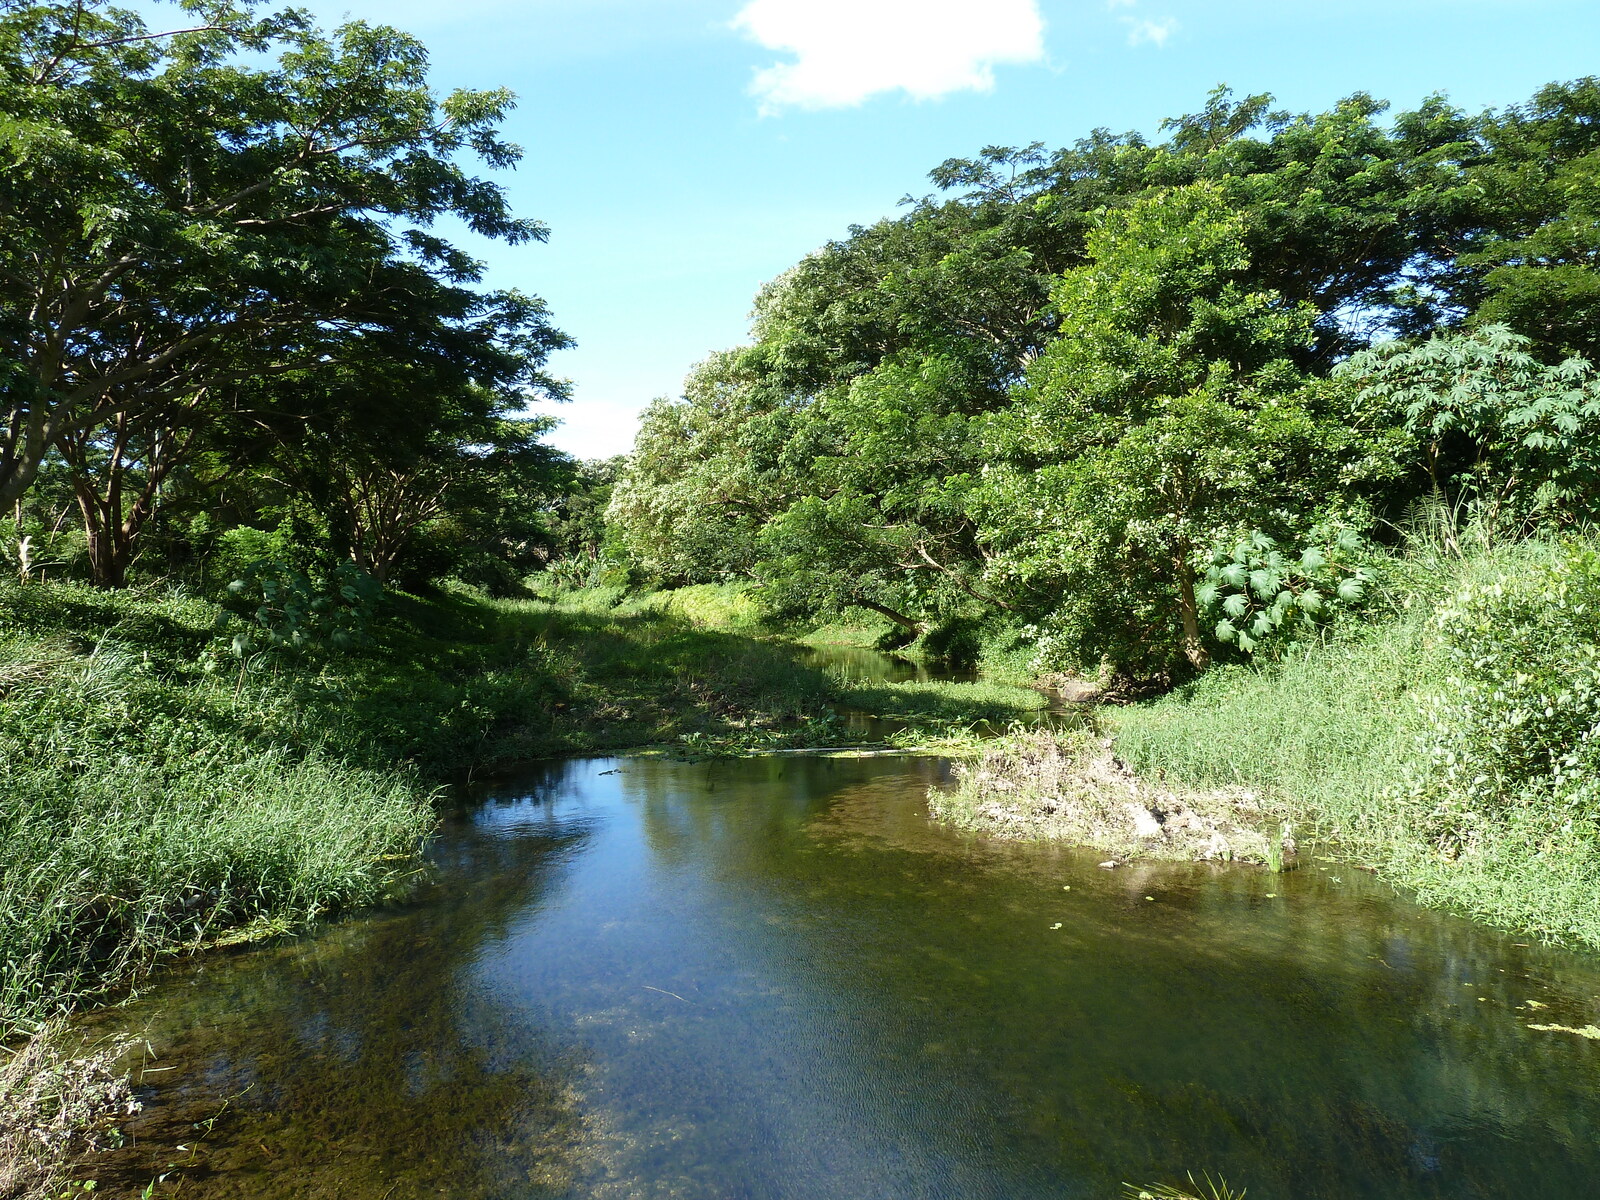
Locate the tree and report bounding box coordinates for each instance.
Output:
[974,185,1381,677]
[256,299,572,589]
[605,77,1592,674]
[1460,79,1600,361]
[52,383,238,588]
[0,0,547,511]
[608,349,817,585]
[752,351,1011,632]
[543,456,625,581]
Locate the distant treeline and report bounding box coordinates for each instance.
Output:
[602,78,1600,681]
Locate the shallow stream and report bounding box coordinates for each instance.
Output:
[86,652,1600,1199]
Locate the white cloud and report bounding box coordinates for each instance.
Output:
[731,0,1046,113]
[1125,15,1177,47]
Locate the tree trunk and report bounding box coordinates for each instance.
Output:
[83,522,131,588]
[1173,547,1211,671]
[60,413,188,588]
[856,599,923,635]
[72,477,134,589]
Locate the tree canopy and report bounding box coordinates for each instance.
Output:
[1,0,573,592]
[605,76,1600,681]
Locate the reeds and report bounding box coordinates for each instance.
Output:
[1124,1173,1245,1199]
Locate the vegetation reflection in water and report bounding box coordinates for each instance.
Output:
[88,753,1600,1199]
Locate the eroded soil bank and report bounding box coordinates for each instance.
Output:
[931,729,1296,867]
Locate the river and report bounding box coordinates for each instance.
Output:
[83,651,1600,1199]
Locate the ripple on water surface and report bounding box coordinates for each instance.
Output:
[85,753,1600,1199]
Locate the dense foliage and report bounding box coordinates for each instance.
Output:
[604,77,1600,683]
[1,0,575,593]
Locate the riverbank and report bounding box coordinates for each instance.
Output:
[937,538,1600,951]
[1,576,1053,1193]
[932,729,1294,866]
[0,579,1048,1036]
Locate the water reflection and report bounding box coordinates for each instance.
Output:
[797,643,968,684]
[87,755,1600,1200]
[87,784,596,1198]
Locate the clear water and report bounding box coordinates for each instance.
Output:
[87,752,1600,1199]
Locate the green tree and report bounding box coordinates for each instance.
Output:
[1460,79,1600,360]
[0,0,548,511]
[259,314,571,589]
[975,184,1380,677]
[608,349,818,585]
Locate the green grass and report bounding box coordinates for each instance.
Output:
[1109,617,1422,823]
[0,584,441,1035]
[0,577,1052,1036]
[799,619,897,649]
[497,592,1055,754]
[1107,538,1600,948]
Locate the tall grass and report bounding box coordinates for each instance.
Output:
[0,748,431,1029]
[1111,616,1422,824]
[1109,538,1600,946]
[0,594,438,1035]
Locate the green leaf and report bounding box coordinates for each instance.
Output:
[1249,568,1280,600]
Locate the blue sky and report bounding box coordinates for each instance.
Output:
[300,0,1599,459]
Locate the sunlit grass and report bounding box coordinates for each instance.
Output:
[1124,1174,1245,1200]
[1108,538,1600,947]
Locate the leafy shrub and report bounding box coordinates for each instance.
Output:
[1398,542,1600,857]
[1339,325,1600,537]
[218,560,382,657]
[1199,527,1368,657]
[908,613,985,666]
[209,524,299,589]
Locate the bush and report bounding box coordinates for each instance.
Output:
[1397,542,1600,857]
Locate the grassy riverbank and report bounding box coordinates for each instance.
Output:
[0,578,1048,1042]
[1,574,1052,1193]
[941,537,1600,949]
